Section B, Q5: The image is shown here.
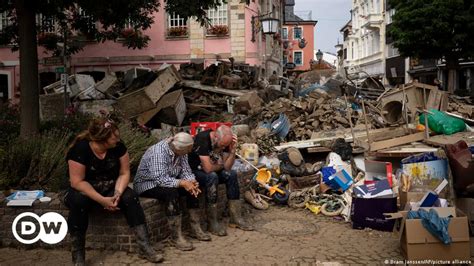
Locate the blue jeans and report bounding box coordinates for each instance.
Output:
[193,169,240,204]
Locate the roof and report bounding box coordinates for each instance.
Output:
[284,6,317,25]
[285,6,304,22]
[339,20,352,32]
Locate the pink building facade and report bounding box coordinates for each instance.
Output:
[282,3,317,72]
[0,0,284,102]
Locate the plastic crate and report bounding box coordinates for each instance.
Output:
[190,122,233,136]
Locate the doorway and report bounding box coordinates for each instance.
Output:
[0,74,9,103]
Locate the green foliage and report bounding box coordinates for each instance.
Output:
[0,102,21,147]
[0,130,72,192]
[0,116,158,192]
[118,122,157,174]
[389,0,474,60]
[0,0,233,53]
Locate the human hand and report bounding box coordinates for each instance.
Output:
[101,196,120,211]
[181,180,200,197]
[112,190,122,206]
[229,134,238,153]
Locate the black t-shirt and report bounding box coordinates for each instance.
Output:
[66,139,127,194]
[188,130,228,170]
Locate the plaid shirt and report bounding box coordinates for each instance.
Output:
[133,139,195,194]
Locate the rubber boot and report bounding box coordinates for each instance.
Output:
[168,215,194,251]
[70,231,86,266]
[207,203,227,236]
[228,200,254,231]
[188,209,212,241]
[133,224,164,263]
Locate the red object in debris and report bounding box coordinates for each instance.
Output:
[445,140,474,194]
[190,122,233,136]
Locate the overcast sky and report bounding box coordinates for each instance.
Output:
[294,0,352,54]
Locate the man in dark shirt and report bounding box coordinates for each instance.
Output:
[189,125,253,236]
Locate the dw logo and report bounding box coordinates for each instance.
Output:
[11,212,68,244]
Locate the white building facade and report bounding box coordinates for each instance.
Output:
[343,0,386,80]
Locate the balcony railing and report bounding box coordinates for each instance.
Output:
[361,14,383,29]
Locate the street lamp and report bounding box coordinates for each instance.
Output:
[251,15,280,42]
[260,17,280,35]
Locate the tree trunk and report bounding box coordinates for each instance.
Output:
[15,0,39,137]
[445,55,459,94]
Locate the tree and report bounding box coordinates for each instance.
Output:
[388,0,474,92]
[0,0,226,137]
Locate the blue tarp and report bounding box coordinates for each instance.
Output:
[407,208,452,245]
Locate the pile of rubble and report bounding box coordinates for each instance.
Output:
[247,90,379,141]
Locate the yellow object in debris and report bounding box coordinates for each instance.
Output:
[305,202,321,214]
[416,124,426,131]
[240,143,259,165]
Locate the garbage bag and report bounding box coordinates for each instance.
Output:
[407,208,452,244]
[420,109,466,135]
[331,138,353,161]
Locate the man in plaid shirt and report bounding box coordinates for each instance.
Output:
[134,132,211,252]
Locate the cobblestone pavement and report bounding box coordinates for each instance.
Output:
[0,206,473,266]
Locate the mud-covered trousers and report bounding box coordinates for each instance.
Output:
[193,169,240,204]
[64,186,146,233]
[139,186,200,216]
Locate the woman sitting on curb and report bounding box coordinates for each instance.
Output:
[63,118,163,265]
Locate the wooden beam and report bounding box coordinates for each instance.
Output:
[182,80,248,97]
[368,132,426,151]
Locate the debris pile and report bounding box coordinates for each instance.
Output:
[253,90,377,141]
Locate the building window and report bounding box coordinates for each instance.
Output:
[293,27,302,39]
[168,13,187,28]
[387,43,400,57]
[167,12,188,37]
[77,8,96,35]
[294,51,303,66]
[386,9,395,24]
[36,14,57,33]
[282,28,288,40]
[208,1,228,26]
[0,12,11,31]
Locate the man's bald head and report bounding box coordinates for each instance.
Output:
[215,125,233,148]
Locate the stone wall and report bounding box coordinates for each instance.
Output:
[0,185,231,252]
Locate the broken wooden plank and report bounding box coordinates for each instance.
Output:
[307,147,332,153]
[277,127,409,151]
[445,111,474,125]
[413,81,438,91]
[182,80,248,97]
[424,132,474,147]
[367,143,438,158]
[368,132,425,151]
[95,75,118,94]
[115,65,181,118]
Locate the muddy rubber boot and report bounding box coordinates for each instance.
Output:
[207,203,227,236]
[228,200,254,231]
[168,215,194,251]
[70,231,86,266]
[133,224,164,263]
[188,209,212,241]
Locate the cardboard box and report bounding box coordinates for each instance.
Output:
[402,158,448,192]
[399,208,471,260]
[326,169,353,192]
[364,160,393,187]
[354,179,393,199]
[399,191,426,210]
[351,195,398,232]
